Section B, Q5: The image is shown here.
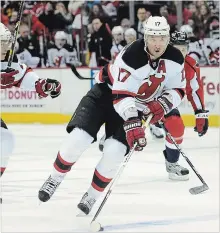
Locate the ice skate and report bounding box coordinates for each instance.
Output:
[38,175,62,202]
[77,192,96,215]
[150,123,164,139]
[164,151,189,180]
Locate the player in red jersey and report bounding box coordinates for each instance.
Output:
[170,31,209,137]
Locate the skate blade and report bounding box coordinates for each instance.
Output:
[169,173,189,181]
[76,210,92,217]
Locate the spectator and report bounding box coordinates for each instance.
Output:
[198,4,212,37]
[125,28,137,45]
[9,10,18,24]
[120,18,132,32]
[102,1,117,26]
[207,15,219,38]
[7,10,18,32]
[16,24,40,68]
[146,11,152,19]
[38,2,57,32]
[206,1,219,16]
[71,5,90,30]
[22,10,46,36]
[188,2,197,15]
[88,3,110,25]
[54,2,73,30]
[187,17,202,40]
[47,31,81,68]
[110,26,126,62]
[88,17,112,66]
[187,2,201,31]
[195,1,206,9]
[133,7,149,39]
[68,0,84,16]
[2,1,20,18]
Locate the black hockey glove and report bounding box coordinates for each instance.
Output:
[194,109,209,136]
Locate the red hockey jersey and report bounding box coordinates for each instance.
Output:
[185,55,205,111]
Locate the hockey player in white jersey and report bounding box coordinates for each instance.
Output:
[47,31,81,67]
[0,23,61,202]
[38,16,186,214]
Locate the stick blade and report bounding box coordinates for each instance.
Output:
[189,184,209,195]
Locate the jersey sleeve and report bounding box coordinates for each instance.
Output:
[11,62,39,90]
[1,52,40,90]
[110,63,143,120]
[185,56,205,111]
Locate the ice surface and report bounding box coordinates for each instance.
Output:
[0,124,219,232]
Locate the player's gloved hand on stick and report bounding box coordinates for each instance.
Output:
[142,97,167,124]
[1,68,19,88]
[124,117,146,151]
[35,78,61,98]
[194,109,209,136]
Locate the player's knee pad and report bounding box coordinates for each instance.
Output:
[164,115,184,149]
[0,127,15,167]
[96,138,127,178]
[59,128,93,163]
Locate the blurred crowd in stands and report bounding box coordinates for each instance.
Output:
[1,0,219,67]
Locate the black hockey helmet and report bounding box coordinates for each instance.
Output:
[170,31,189,45]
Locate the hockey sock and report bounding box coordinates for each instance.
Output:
[53,151,75,174]
[51,128,93,179]
[165,146,180,163]
[91,169,112,193]
[87,138,127,197]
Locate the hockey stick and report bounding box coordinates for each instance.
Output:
[7,0,25,68]
[70,64,94,80]
[90,114,153,232]
[161,123,209,195]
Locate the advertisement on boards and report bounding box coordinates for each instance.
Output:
[1,88,47,112]
[1,66,219,125]
[1,68,91,114]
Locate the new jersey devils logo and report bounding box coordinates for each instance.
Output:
[54,56,63,67]
[137,74,165,101]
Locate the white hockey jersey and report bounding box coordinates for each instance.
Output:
[1,51,39,90]
[95,40,185,121]
[188,38,219,65]
[47,43,81,68]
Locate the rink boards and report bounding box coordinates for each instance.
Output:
[1,66,219,126]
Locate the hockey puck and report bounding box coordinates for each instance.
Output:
[90,221,104,232]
